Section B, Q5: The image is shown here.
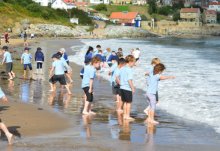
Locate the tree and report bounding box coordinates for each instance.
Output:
[173,11,180,21]
[148,0,157,15]
[94,4,107,11]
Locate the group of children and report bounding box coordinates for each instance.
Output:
[81,45,175,124]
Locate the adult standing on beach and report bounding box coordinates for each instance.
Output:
[0,88,14,145]
[4,32,9,44]
[35,47,44,74]
[132,48,141,62]
[1,46,15,80]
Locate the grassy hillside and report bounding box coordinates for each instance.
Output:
[92,4,168,21]
[0,1,92,32]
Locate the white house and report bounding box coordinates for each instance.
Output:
[51,0,76,10]
[90,0,110,5]
[209,1,220,12]
[32,0,54,6]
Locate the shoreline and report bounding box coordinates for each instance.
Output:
[0,38,220,150]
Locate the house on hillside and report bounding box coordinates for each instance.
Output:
[51,0,76,10]
[132,0,147,5]
[203,9,217,23]
[209,1,220,12]
[90,0,110,4]
[179,8,202,26]
[32,0,55,6]
[110,12,139,26]
[180,8,201,22]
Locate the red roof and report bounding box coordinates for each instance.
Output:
[74,2,88,6]
[209,2,220,5]
[63,0,74,4]
[180,8,200,13]
[110,12,138,20]
[205,10,217,15]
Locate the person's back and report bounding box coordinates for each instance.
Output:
[119,66,133,91]
[81,65,95,88]
[35,51,44,62]
[4,51,12,63]
[53,59,66,75]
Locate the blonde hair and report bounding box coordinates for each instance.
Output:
[91,56,101,65]
[125,55,135,63]
[151,58,161,65]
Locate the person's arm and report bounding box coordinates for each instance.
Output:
[160,75,175,80]
[89,79,94,93]
[115,76,120,85]
[128,80,135,93]
[2,54,6,65]
[49,66,54,78]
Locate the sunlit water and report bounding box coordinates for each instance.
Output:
[69,38,220,134]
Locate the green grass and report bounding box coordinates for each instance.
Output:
[92,4,169,21]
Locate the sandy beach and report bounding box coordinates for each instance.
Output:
[0,38,220,151]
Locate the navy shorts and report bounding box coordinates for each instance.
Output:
[49,74,67,85]
[24,64,32,70]
[120,89,132,103]
[6,62,13,73]
[83,87,93,103]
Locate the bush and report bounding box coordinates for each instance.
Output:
[217,13,220,23]
[141,15,147,21]
[94,4,107,11]
[158,6,173,16]
[173,11,180,21]
[148,0,157,14]
[70,8,93,25]
[26,3,41,12]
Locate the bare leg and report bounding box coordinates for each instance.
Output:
[0,122,13,145]
[123,103,127,119]
[66,73,73,83]
[11,71,15,78]
[88,103,96,115]
[64,85,72,95]
[125,103,134,121]
[29,70,33,79]
[149,110,159,125]
[83,101,90,115]
[8,73,13,80]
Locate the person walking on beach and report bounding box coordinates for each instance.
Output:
[35,47,44,75]
[81,56,101,115]
[119,55,136,120]
[49,54,72,95]
[1,46,15,80]
[132,48,141,62]
[144,58,161,115]
[21,47,33,79]
[109,55,118,100]
[146,63,175,124]
[0,88,14,145]
[4,32,9,44]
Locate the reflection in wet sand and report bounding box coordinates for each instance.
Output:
[81,115,92,138]
[145,123,156,151]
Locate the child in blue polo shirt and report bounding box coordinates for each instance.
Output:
[146,63,175,125]
[21,47,33,79]
[119,55,136,121]
[81,56,101,115]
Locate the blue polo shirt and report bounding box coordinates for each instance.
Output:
[147,73,160,95]
[21,53,32,64]
[3,52,12,63]
[119,66,133,91]
[81,65,96,88]
[52,59,68,75]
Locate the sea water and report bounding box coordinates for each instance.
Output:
[69,38,220,134]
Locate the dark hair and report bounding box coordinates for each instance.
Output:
[125,55,135,63]
[153,63,166,75]
[98,49,102,53]
[118,58,126,65]
[86,46,93,55]
[118,48,122,51]
[96,45,101,48]
[56,52,62,59]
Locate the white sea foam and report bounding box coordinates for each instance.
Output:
[69,39,220,134]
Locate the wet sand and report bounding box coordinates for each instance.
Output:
[0,38,220,151]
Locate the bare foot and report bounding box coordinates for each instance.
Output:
[150,120,159,125]
[82,111,89,115]
[89,111,96,115]
[2,96,8,102]
[144,109,149,115]
[7,134,13,145]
